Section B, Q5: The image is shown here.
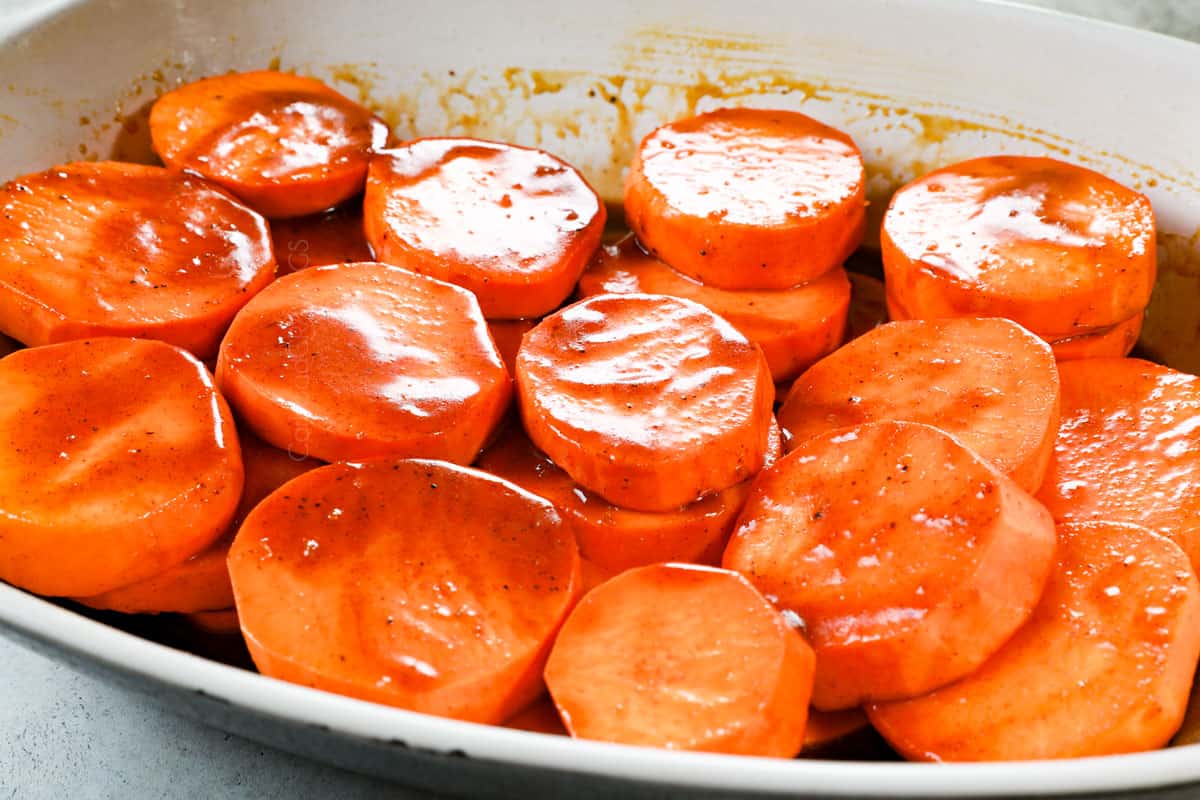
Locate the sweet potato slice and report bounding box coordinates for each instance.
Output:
[778,317,1060,493]
[0,338,242,596]
[0,162,275,358]
[229,458,581,723]
[150,70,389,218]
[1048,313,1142,361]
[1037,358,1200,567]
[868,522,1200,761]
[544,563,815,756]
[625,108,866,290]
[888,291,1143,361]
[271,203,373,274]
[578,235,850,382]
[517,293,774,512]
[724,420,1056,709]
[77,432,321,614]
[217,262,510,464]
[365,138,605,318]
[477,421,780,571]
[881,155,1156,340]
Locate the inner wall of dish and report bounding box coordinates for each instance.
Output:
[2,0,1198,371]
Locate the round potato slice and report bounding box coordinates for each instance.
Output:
[881,155,1155,340]
[625,108,866,290]
[868,522,1200,761]
[516,293,775,512]
[778,317,1060,493]
[229,458,581,723]
[724,421,1056,710]
[217,262,511,464]
[0,162,275,359]
[0,338,243,596]
[365,138,605,318]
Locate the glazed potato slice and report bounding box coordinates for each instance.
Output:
[625,108,866,290]
[217,261,511,464]
[365,138,605,318]
[579,234,850,383]
[778,317,1060,493]
[516,292,775,512]
[545,563,815,756]
[724,421,1056,710]
[0,338,243,597]
[882,155,1155,340]
[1037,358,1200,567]
[0,162,275,359]
[151,70,389,218]
[229,459,581,723]
[868,522,1200,761]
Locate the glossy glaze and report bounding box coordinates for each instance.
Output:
[151,71,389,218]
[77,431,322,614]
[846,272,888,340]
[0,162,275,358]
[365,138,605,318]
[271,202,374,274]
[887,291,1143,361]
[477,422,780,571]
[228,458,580,724]
[868,522,1200,761]
[504,697,568,736]
[724,421,1056,710]
[217,261,511,464]
[516,292,774,512]
[544,563,815,756]
[778,317,1060,493]
[0,337,242,597]
[1037,359,1200,568]
[1048,313,1143,361]
[579,235,850,382]
[625,108,866,290]
[485,318,536,376]
[882,156,1156,339]
[802,708,870,752]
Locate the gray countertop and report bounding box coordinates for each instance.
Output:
[2,2,1199,798]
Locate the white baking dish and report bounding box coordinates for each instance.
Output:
[3,0,1200,795]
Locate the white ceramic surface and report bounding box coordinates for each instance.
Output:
[3,0,1200,796]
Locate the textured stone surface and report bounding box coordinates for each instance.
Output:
[0,2,1198,798]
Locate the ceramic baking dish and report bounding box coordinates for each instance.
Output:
[3,0,1200,795]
